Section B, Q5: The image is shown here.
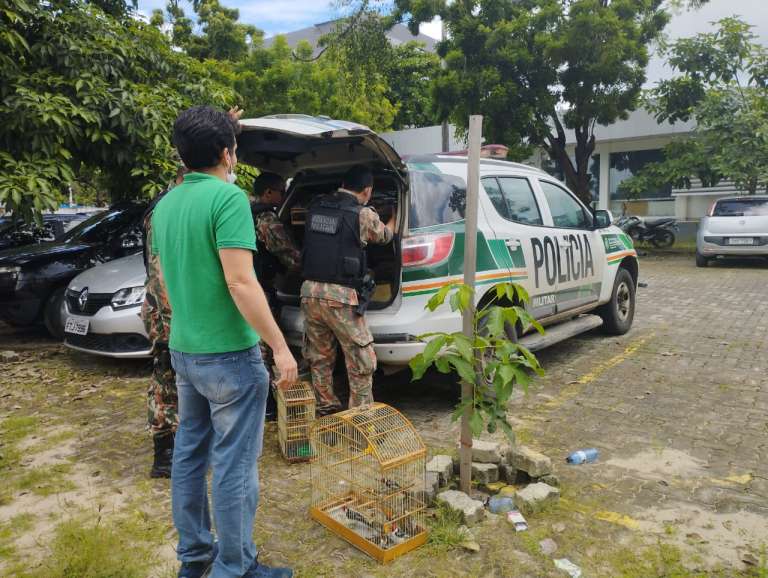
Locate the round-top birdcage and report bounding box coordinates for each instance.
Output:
[309,403,428,564]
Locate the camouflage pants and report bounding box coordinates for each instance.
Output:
[301,297,376,412]
[147,345,178,435]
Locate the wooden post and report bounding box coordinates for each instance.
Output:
[460,115,482,494]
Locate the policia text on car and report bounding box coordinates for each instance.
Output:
[300,165,396,415]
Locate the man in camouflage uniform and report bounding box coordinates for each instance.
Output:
[251,172,301,418]
[141,166,186,478]
[301,165,395,415]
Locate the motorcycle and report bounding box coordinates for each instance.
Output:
[617,215,677,248]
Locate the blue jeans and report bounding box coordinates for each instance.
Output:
[170,346,268,578]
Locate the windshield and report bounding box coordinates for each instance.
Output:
[59,208,139,244]
[407,163,467,229]
[713,199,768,217]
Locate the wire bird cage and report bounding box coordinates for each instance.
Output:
[309,403,428,563]
[276,381,315,462]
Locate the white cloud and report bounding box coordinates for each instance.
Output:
[419,16,442,40]
[237,0,335,33]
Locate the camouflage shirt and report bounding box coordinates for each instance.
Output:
[301,189,393,306]
[254,209,301,272]
[140,212,172,346]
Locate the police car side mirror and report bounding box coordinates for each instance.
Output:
[593,209,612,229]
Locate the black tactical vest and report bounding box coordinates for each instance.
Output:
[302,192,365,288]
[251,203,284,288]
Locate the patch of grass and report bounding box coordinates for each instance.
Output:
[0,512,35,558]
[426,504,465,552]
[0,416,39,470]
[607,540,704,578]
[14,463,76,496]
[13,508,165,578]
[0,463,76,505]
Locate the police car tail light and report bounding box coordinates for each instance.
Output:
[402,232,454,268]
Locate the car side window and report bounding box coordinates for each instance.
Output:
[539,180,589,229]
[498,177,543,226]
[481,177,510,220]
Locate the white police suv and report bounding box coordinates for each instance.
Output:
[240,115,640,368]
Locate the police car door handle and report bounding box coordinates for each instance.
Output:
[505,239,520,250]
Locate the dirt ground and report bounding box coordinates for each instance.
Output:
[1,254,767,577]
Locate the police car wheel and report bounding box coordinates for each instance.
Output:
[599,268,635,335]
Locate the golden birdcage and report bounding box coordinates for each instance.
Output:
[276,381,316,462]
[309,403,428,564]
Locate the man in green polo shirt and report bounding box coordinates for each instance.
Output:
[151,105,296,578]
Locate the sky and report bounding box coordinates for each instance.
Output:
[136,0,442,39]
[135,0,766,84]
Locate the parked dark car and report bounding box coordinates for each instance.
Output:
[0,202,147,337]
[0,213,91,251]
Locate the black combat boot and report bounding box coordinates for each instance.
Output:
[150,431,174,479]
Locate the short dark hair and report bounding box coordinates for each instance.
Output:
[172,106,240,170]
[342,165,373,193]
[253,172,285,198]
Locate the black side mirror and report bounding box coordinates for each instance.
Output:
[593,209,613,229]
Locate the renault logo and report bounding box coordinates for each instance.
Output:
[78,288,89,311]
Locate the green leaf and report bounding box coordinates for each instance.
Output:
[426,283,454,312]
[498,364,515,386]
[423,335,447,363]
[409,353,428,381]
[451,398,472,422]
[499,419,516,444]
[484,307,505,338]
[435,355,451,374]
[448,355,476,385]
[452,334,474,362]
[457,284,473,312]
[469,411,484,437]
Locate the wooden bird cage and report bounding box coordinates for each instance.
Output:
[276,381,315,462]
[309,403,428,563]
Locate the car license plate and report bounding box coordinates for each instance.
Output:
[64,317,89,335]
[727,237,754,245]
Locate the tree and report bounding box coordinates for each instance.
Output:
[621,17,768,197]
[0,0,234,221]
[382,0,678,203]
[383,41,442,130]
[410,282,544,445]
[232,36,397,131]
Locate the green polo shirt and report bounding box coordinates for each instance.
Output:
[151,172,259,353]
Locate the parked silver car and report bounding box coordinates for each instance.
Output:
[696,196,768,267]
[62,252,151,358]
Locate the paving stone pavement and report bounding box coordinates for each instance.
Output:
[377,254,768,567]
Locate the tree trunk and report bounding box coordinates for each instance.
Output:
[545,115,596,205]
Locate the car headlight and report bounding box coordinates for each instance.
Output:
[111,286,146,310]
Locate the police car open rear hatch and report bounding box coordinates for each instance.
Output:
[237,115,406,178]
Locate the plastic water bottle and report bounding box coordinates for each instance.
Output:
[566,448,599,465]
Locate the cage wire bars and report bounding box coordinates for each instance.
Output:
[309,403,428,563]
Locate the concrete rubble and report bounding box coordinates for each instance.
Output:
[436,490,486,525]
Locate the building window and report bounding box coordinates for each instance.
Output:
[609,150,672,200]
[540,153,600,201]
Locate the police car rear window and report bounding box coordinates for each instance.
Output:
[408,168,466,229]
